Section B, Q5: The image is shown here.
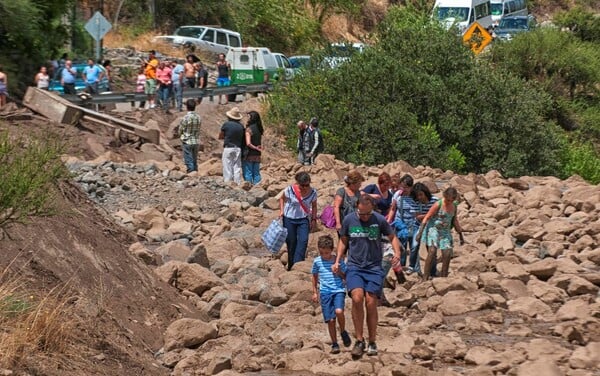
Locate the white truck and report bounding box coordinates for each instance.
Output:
[153,26,242,56]
[433,0,494,33]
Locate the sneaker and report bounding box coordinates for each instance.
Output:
[330,343,340,354]
[405,267,414,275]
[366,342,378,356]
[351,340,365,358]
[341,330,352,347]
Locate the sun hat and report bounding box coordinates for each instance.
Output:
[226,107,243,121]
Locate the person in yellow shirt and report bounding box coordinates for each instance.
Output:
[141,50,159,109]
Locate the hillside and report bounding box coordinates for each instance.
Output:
[1,90,599,374]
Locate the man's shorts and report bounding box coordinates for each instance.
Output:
[145,78,157,95]
[320,292,345,322]
[346,267,384,298]
[216,77,230,87]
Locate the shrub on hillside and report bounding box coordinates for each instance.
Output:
[0,131,67,232]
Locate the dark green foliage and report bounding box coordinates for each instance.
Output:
[554,6,600,43]
[489,27,600,183]
[0,0,74,96]
[268,7,565,178]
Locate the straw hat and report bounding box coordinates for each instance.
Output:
[226,107,243,121]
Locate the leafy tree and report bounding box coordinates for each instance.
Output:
[228,0,321,53]
[0,0,74,96]
[268,7,565,177]
[554,6,600,43]
[305,0,366,24]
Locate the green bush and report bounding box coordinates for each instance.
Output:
[268,7,564,177]
[0,131,67,231]
[554,6,600,43]
[561,142,600,184]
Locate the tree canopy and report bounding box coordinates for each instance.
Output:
[268,7,569,178]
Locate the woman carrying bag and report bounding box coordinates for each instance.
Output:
[279,172,318,271]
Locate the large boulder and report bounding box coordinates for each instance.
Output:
[163,318,217,351]
[155,261,223,296]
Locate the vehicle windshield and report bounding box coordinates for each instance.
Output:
[491,3,503,16]
[435,7,469,22]
[174,27,205,38]
[498,18,527,29]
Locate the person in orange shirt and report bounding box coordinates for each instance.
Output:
[141,50,159,109]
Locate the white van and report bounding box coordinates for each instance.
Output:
[226,47,279,85]
[153,26,242,56]
[433,0,493,33]
[490,0,528,27]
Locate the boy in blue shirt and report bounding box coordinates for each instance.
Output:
[311,234,351,354]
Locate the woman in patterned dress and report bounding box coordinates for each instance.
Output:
[417,187,465,280]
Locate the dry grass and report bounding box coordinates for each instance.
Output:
[0,259,78,369]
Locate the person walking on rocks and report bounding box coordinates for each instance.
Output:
[243,110,264,185]
[333,194,402,358]
[296,120,308,164]
[333,170,365,234]
[178,99,201,173]
[279,171,318,271]
[218,107,245,184]
[304,117,321,165]
[416,187,465,280]
[311,234,352,354]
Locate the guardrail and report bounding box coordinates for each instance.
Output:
[61,83,274,105]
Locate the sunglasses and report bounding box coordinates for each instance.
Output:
[356,210,373,217]
[300,183,311,187]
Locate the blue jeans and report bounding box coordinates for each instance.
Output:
[182,143,198,172]
[159,84,171,111]
[242,161,261,185]
[172,83,183,111]
[282,216,309,270]
[402,231,436,276]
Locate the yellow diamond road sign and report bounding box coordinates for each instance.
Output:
[463,22,492,55]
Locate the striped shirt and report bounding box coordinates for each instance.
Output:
[179,112,201,145]
[312,256,347,294]
[392,191,415,225]
[408,196,438,227]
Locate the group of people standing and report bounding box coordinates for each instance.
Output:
[279,168,465,358]
[177,104,264,186]
[137,50,220,112]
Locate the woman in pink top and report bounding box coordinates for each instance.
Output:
[156,61,172,113]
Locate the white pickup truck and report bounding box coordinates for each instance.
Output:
[153,26,242,56]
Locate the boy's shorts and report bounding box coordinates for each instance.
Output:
[346,266,384,298]
[320,292,345,322]
[217,77,230,87]
[144,79,156,95]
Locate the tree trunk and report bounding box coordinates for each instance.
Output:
[113,0,126,30]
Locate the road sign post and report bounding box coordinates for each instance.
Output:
[85,11,112,62]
